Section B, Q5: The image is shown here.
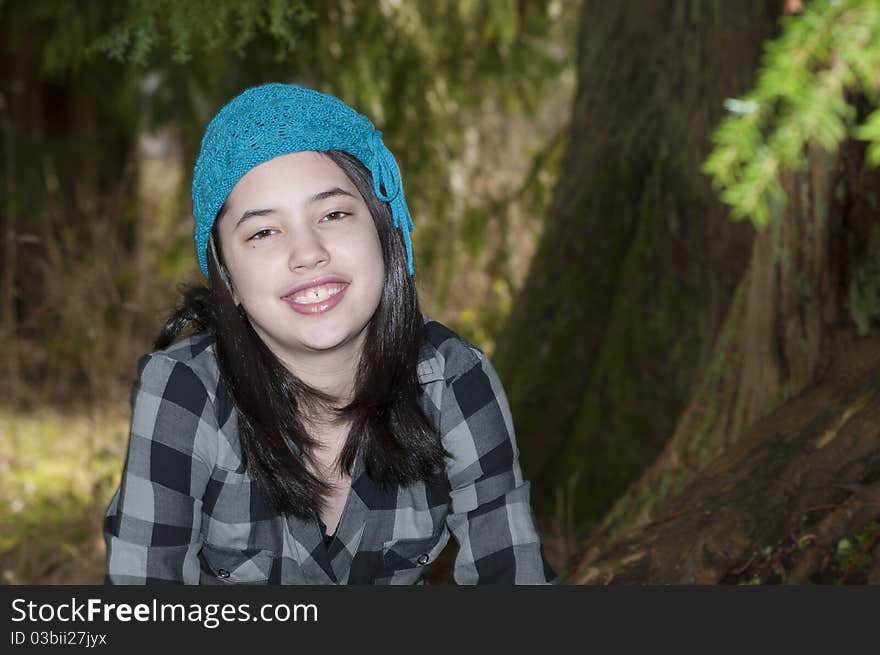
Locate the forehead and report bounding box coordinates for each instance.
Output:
[225,151,355,206]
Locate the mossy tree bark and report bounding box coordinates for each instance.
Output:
[572,124,880,581]
[492,0,780,533]
[584,127,880,545]
[570,331,880,584]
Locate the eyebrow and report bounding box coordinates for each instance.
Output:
[234,187,357,229]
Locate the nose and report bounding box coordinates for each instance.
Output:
[287,225,329,272]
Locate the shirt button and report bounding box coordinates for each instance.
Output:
[217,568,231,579]
[416,554,430,566]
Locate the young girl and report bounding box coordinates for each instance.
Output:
[103,82,558,585]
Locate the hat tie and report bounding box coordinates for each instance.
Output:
[368,130,415,274]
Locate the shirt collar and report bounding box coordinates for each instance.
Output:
[416,315,445,385]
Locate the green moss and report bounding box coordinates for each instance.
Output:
[835,521,880,578]
[739,575,763,585]
[491,0,777,540]
[494,161,648,482]
[849,223,880,336]
[686,272,749,467]
[530,159,735,531]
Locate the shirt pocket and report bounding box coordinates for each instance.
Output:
[199,543,274,585]
[380,527,450,583]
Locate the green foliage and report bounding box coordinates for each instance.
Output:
[855,106,880,165]
[90,0,317,66]
[3,0,576,312]
[703,0,880,228]
[5,0,316,74]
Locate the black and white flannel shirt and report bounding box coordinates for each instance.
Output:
[103,316,558,585]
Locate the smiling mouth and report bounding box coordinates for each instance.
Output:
[285,283,347,305]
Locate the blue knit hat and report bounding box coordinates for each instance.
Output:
[191,82,415,278]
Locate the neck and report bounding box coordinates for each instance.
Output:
[275,334,364,413]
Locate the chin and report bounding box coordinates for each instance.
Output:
[297,322,367,353]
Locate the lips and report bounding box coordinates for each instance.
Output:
[281,276,349,315]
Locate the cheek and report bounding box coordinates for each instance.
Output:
[343,223,384,277]
[365,235,386,290]
[372,232,385,268]
[224,254,271,302]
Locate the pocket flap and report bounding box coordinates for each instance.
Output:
[199,543,274,584]
[382,528,450,570]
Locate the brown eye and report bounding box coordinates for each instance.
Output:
[322,211,349,222]
[248,229,277,241]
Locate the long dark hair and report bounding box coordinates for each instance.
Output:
[155,150,447,520]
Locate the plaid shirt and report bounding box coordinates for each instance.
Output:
[103,316,558,585]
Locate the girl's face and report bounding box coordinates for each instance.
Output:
[216,151,385,367]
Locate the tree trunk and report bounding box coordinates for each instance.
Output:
[493,0,780,532]
[0,29,20,404]
[585,130,880,556]
[569,331,880,584]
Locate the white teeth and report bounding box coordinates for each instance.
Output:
[291,283,345,304]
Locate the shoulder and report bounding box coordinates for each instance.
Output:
[128,331,225,468]
[418,317,520,500]
[132,330,228,421]
[417,315,484,386]
[136,331,218,385]
[139,330,218,378]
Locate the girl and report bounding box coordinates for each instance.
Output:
[103,82,558,585]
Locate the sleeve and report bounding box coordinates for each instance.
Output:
[441,348,560,585]
[103,353,218,584]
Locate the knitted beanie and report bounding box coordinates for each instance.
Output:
[191,82,415,278]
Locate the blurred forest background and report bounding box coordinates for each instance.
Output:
[2,0,880,585]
